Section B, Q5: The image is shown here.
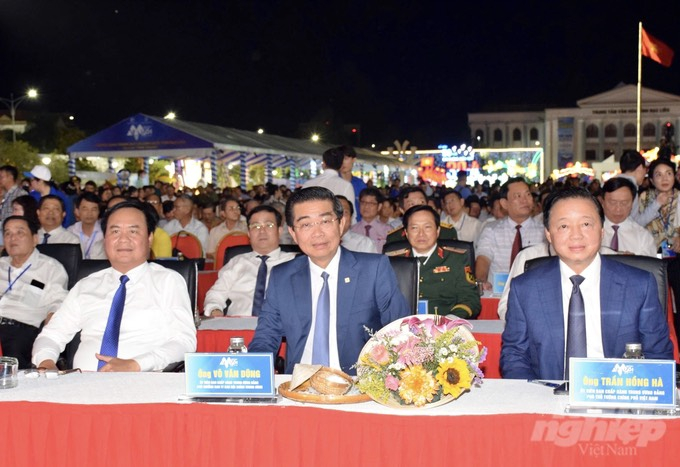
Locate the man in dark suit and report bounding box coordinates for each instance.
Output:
[501,187,673,380]
[249,187,410,374]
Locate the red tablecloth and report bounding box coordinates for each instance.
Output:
[0,401,676,467]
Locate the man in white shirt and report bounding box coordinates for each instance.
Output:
[206,197,248,259]
[618,149,659,227]
[601,177,657,257]
[337,196,377,253]
[0,216,69,368]
[302,146,355,218]
[204,205,297,316]
[249,187,409,374]
[163,195,210,256]
[440,189,483,246]
[476,177,545,290]
[67,192,106,259]
[33,200,197,372]
[37,195,80,246]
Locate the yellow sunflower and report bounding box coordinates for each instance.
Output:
[398,365,440,406]
[436,358,473,399]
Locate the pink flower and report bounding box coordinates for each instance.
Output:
[385,375,400,391]
[369,344,390,365]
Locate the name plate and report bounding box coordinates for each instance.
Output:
[417,300,429,315]
[184,353,276,398]
[569,358,677,409]
[492,272,509,296]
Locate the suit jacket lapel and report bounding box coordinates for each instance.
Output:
[291,257,313,336]
[336,248,358,359]
[599,258,625,357]
[538,261,566,374]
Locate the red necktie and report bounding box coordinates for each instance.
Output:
[510,224,522,266]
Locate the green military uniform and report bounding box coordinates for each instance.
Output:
[385,222,458,246]
[387,245,481,318]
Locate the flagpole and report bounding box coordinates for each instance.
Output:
[637,22,642,152]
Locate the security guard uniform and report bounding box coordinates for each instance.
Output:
[387,244,481,318]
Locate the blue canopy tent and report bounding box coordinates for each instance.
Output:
[67,113,408,188]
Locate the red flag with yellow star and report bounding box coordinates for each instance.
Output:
[641,27,674,67]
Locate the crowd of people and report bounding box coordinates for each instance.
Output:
[0,144,676,379]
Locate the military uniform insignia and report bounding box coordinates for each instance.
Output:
[385,248,410,257]
[440,222,454,229]
[437,247,444,259]
[387,226,405,236]
[442,246,467,255]
[464,265,476,285]
[433,266,450,274]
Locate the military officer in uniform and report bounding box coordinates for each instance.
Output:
[384,187,457,248]
[386,205,480,318]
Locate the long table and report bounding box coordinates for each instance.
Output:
[197,318,505,378]
[0,372,676,466]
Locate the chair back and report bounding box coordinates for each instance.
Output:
[383,239,476,276]
[388,256,418,313]
[214,232,250,270]
[36,243,82,289]
[170,231,204,259]
[222,243,303,268]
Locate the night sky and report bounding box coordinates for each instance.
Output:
[1,1,679,149]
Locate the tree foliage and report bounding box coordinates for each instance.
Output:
[0,139,40,174]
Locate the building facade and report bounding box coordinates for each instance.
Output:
[468,84,680,179]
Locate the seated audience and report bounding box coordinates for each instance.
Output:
[206,197,248,259]
[249,187,409,374]
[337,195,377,253]
[0,216,69,368]
[387,205,480,318]
[500,187,673,379]
[204,205,297,317]
[68,192,106,259]
[350,187,390,252]
[33,200,197,372]
[163,195,210,256]
[37,195,80,245]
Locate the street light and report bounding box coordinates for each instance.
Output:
[311,133,320,142]
[0,88,39,143]
[164,112,176,120]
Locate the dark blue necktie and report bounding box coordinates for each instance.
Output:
[251,255,269,316]
[312,271,330,366]
[42,233,50,244]
[565,275,586,379]
[98,275,129,370]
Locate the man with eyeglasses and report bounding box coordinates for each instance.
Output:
[350,187,390,252]
[203,205,297,317]
[601,177,656,257]
[0,215,68,368]
[249,187,409,375]
[163,194,210,255]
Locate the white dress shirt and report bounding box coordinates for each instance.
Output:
[300,248,342,369]
[476,216,546,280]
[0,249,68,327]
[32,262,197,371]
[163,217,210,254]
[38,226,80,245]
[603,217,657,257]
[302,169,356,218]
[206,219,248,256]
[617,174,660,227]
[67,221,107,259]
[441,212,483,246]
[341,230,378,254]
[203,248,297,316]
[559,255,604,360]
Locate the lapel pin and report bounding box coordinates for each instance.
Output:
[344,277,350,283]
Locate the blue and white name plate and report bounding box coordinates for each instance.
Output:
[185,353,275,397]
[569,358,676,409]
[417,300,429,315]
[492,272,509,296]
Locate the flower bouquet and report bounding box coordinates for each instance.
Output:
[356,315,487,408]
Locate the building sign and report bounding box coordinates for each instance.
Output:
[557,117,574,169]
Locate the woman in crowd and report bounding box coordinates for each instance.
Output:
[638,158,680,253]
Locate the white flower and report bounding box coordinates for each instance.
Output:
[439,348,449,356]
[449,344,459,353]
[388,362,405,371]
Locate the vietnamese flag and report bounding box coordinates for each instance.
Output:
[641,27,674,67]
